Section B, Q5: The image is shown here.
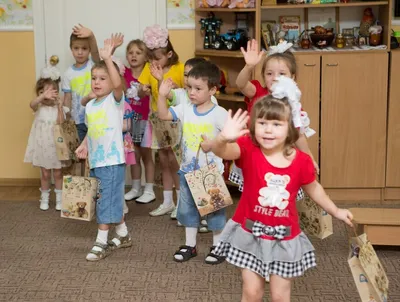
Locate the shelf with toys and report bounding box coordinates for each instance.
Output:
[261,1,389,9]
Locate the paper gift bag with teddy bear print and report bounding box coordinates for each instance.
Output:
[185,160,233,217]
[297,193,333,239]
[348,233,389,302]
[60,175,99,221]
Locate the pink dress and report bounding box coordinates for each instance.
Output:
[123,102,136,165]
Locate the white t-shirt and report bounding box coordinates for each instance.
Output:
[169,100,227,173]
[85,92,125,169]
[170,88,218,106]
[62,60,94,124]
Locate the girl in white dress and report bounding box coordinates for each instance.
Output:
[24,71,70,211]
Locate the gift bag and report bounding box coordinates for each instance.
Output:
[348,232,389,302]
[53,108,80,161]
[60,174,98,221]
[297,194,333,239]
[184,147,233,216]
[54,123,70,161]
[148,112,181,150]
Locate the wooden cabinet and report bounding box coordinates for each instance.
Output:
[320,53,388,188]
[295,54,321,165]
[386,50,400,187]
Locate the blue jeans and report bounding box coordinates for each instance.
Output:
[90,164,125,224]
[176,172,226,231]
[76,123,88,142]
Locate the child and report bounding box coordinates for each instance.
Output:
[116,38,156,204]
[62,24,100,174]
[24,69,70,211]
[157,61,227,264]
[75,39,131,261]
[231,39,318,192]
[139,25,185,216]
[123,98,135,214]
[208,77,353,301]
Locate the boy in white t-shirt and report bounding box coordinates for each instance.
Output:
[75,39,131,261]
[157,61,228,264]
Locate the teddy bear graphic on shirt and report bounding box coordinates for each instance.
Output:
[258,173,290,210]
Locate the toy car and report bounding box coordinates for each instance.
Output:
[214,29,248,50]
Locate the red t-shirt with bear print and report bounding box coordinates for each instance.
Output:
[232,136,316,240]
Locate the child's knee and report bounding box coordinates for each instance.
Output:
[41,169,51,180]
[242,284,264,301]
[53,169,62,179]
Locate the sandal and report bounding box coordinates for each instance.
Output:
[108,234,132,250]
[173,245,197,262]
[86,242,112,261]
[204,246,225,265]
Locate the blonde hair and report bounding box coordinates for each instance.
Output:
[126,39,148,60]
[147,39,179,67]
[249,95,299,156]
[261,52,297,78]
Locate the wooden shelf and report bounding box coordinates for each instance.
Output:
[216,94,245,102]
[261,1,388,9]
[195,49,244,58]
[195,8,256,12]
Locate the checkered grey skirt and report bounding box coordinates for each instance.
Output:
[228,166,305,201]
[214,219,317,279]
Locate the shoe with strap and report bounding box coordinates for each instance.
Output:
[149,204,175,217]
[136,190,156,204]
[124,187,142,201]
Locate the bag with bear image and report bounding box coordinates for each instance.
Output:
[184,146,233,217]
[297,193,333,239]
[60,175,99,221]
[348,232,389,302]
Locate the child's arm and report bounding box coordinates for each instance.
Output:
[237,39,264,99]
[303,181,353,226]
[99,39,124,101]
[57,98,65,123]
[157,78,174,121]
[30,86,58,111]
[81,90,96,107]
[63,92,72,110]
[149,62,175,100]
[110,33,124,55]
[123,117,131,132]
[72,24,100,63]
[75,136,88,159]
[207,109,249,160]
[295,134,319,174]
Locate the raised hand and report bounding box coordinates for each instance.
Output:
[42,86,58,101]
[334,208,354,227]
[220,109,249,142]
[72,24,93,38]
[111,32,124,48]
[240,39,264,68]
[99,39,114,61]
[150,62,163,81]
[159,78,174,97]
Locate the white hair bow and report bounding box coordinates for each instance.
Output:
[271,76,315,137]
[267,41,293,56]
[41,66,61,81]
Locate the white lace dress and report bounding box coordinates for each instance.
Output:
[24,105,70,169]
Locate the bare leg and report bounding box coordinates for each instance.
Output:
[40,167,51,190]
[53,168,63,190]
[141,147,155,183]
[241,269,265,302]
[269,274,292,302]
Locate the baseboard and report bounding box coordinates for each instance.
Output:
[0,178,41,187]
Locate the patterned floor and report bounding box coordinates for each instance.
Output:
[0,193,399,302]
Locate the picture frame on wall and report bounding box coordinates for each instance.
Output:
[0,0,33,31]
[167,0,195,29]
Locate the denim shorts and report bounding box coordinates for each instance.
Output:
[90,164,125,224]
[176,172,226,231]
[76,123,88,142]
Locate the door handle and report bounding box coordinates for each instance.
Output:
[326,63,338,66]
[50,55,59,66]
[304,63,316,66]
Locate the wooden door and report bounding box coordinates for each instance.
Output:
[320,53,388,188]
[295,54,320,165]
[33,0,166,78]
[386,51,400,187]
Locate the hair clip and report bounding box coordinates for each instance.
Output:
[143,24,169,49]
[267,40,293,56]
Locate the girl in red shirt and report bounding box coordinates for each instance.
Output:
[229,39,318,192]
[206,78,353,301]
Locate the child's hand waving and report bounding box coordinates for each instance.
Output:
[241,39,264,68]
[334,208,354,227]
[42,86,58,101]
[150,62,163,81]
[111,33,124,49]
[220,109,249,142]
[72,24,93,38]
[99,39,114,61]
[159,78,174,97]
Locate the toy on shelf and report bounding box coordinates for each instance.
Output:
[200,12,223,49]
[214,29,248,50]
[228,0,255,8]
[199,0,230,7]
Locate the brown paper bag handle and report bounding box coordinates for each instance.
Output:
[193,144,210,172]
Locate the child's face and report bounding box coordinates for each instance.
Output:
[254,115,289,152]
[70,40,90,65]
[126,44,147,68]
[187,76,216,106]
[183,64,193,89]
[264,59,294,91]
[150,48,171,68]
[91,68,112,98]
